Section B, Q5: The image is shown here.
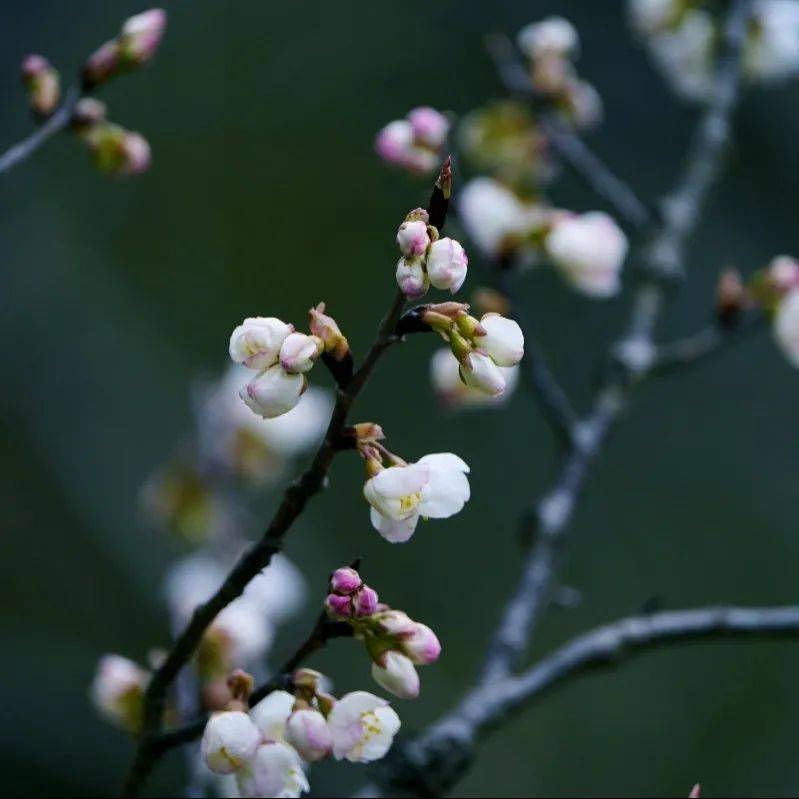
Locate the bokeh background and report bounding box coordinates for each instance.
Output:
[1,0,799,796]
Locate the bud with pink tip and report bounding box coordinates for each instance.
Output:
[84,124,152,177]
[82,40,121,88]
[20,54,60,118]
[768,255,799,294]
[774,288,799,368]
[285,708,333,763]
[408,106,450,149]
[329,567,362,595]
[240,364,305,419]
[71,98,107,131]
[374,609,417,638]
[279,332,322,374]
[396,257,429,300]
[119,8,167,67]
[352,585,379,617]
[400,623,441,665]
[375,119,414,165]
[371,650,420,699]
[396,219,431,258]
[309,302,349,361]
[426,237,468,294]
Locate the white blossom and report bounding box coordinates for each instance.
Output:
[628,0,679,35]
[327,691,401,763]
[250,690,295,743]
[212,601,275,665]
[517,16,579,59]
[371,650,420,699]
[285,708,333,762]
[365,454,470,542]
[89,654,149,730]
[460,351,507,396]
[241,364,305,419]
[474,314,524,367]
[774,288,799,367]
[235,741,309,799]
[201,711,261,774]
[229,317,293,370]
[429,348,519,408]
[426,237,468,293]
[745,0,799,82]
[458,177,546,258]
[545,211,628,297]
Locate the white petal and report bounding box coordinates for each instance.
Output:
[370,507,419,542]
[249,690,295,742]
[369,463,430,498]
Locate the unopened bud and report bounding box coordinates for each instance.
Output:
[20,54,60,118]
[293,668,323,692]
[350,422,385,443]
[352,585,379,617]
[330,567,362,595]
[119,8,167,67]
[279,332,322,374]
[71,98,107,132]
[371,650,420,699]
[396,257,429,300]
[400,622,441,665]
[226,669,254,704]
[716,268,745,327]
[85,123,151,177]
[286,708,332,762]
[82,40,121,89]
[325,593,352,619]
[397,218,431,258]
[309,302,349,361]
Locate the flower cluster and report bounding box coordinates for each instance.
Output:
[202,669,400,798]
[356,424,471,542]
[375,106,450,174]
[324,567,441,699]
[457,178,629,297]
[517,16,603,130]
[230,306,349,420]
[19,10,167,177]
[628,0,799,101]
[395,208,468,299]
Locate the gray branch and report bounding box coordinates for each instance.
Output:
[0,86,80,175]
[479,0,752,685]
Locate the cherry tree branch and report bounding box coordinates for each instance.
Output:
[371,604,799,797]
[479,0,752,685]
[121,165,452,795]
[0,86,80,175]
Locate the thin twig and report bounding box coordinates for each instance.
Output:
[372,604,799,797]
[484,33,653,231]
[120,162,453,796]
[0,86,80,175]
[478,0,752,685]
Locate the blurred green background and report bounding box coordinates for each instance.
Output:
[1,0,799,796]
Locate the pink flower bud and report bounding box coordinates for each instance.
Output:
[375,610,417,637]
[82,40,121,88]
[396,219,431,258]
[118,131,151,176]
[408,106,450,149]
[325,593,352,619]
[371,651,420,699]
[119,8,168,66]
[20,54,60,117]
[396,257,429,300]
[375,119,414,165]
[426,237,468,294]
[401,623,441,665]
[279,332,322,374]
[352,585,379,617]
[240,364,305,419]
[330,567,362,595]
[768,255,799,294]
[285,708,333,763]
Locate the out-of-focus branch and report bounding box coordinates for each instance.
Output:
[121,162,453,797]
[370,604,799,797]
[485,32,654,231]
[0,86,80,175]
[479,0,752,685]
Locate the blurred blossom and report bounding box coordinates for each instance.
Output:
[236,741,309,798]
[375,106,450,174]
[627,0,680,36]
[517,16,580,60]
[430,348,519,409]
[20,54,60,117]
[84,124,152,176]
[545,211,628,297]
[89,654,149,732]
[745,0,799,83]
[458,177,547,259]
[774,288,799,367]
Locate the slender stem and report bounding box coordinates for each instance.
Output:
[478,0,752,685]
[484,33,653,231]
[0,86,80,175]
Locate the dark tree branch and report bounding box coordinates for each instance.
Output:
[478,0,752,685]
[372,604,799,797]
[0,86,80,175]
[484,33,654,232]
